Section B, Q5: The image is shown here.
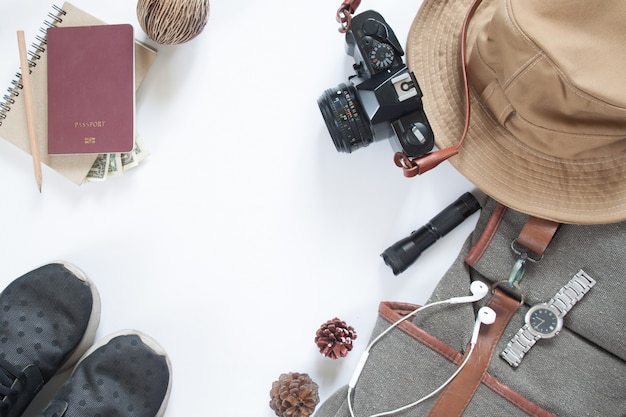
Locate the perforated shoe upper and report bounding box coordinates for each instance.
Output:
[39,331,172,417]
[0,263,100,417]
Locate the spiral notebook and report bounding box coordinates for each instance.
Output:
[0,2,157,185]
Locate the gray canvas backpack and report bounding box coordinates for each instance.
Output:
[315,198,626,417]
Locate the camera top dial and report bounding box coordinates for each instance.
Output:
[369,42,395,71]
[345,11,405,78]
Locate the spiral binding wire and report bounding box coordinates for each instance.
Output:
[0,5,65,126]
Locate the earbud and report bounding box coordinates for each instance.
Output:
[347,283,497,417]
[448,280,489,304]
[470,306,497,345]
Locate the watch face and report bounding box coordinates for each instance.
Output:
[527,306,561,338]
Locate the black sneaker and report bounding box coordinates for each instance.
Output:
[39,330,172,417]
[0,262,100,417]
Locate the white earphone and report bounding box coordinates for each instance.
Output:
[449,280,490,304]
[347,281,496,417]
[471,305,496,345]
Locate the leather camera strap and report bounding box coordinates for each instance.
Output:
[426,213,560,417]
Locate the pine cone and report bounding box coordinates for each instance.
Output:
[269,372,320,417]
[314,317,357,359]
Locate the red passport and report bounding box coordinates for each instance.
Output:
[47,24,135,154]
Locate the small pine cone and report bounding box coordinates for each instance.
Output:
[269,372,320,417]
[314,317,357,359]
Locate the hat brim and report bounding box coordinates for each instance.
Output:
[407,0,626,224]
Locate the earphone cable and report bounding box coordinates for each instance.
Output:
[346,299,453,417]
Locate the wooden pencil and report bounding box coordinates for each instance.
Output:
[17,30,43,192]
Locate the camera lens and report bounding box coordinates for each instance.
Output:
[318,83,374,153]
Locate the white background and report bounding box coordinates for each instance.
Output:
[0,0,478,416]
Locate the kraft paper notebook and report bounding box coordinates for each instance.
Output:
[47,24,135,155]
[0,2,157,185]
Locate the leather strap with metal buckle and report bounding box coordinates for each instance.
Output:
[426,206,561,416]
[506,215,560,289]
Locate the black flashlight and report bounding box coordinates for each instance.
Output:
[381,192,482,275]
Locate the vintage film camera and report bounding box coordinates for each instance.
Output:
[318,10,434,157]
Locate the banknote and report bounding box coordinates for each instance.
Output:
[85,135,148,183]
[85,154,109,182]
[107,153,123,177]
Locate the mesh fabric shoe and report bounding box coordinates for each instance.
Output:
[38,330,172,417]
[0,262,100,417]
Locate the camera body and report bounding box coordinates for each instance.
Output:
[318,10,434,157]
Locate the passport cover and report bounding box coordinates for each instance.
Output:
[47,24,135,154]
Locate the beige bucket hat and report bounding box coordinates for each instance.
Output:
[406,0,626,224]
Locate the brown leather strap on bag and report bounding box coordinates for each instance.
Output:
[425,288,518,417]
[465,203,508,266]
[515,216,560,258]
[380,300,557,417]
[427,212,560,416]
[465,206,560,268]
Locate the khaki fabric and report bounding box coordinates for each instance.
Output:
[407,0,626,224]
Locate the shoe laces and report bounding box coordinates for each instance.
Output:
[0,358,21,405]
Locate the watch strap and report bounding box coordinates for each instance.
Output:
[501,323,540,367]
[547,269,596,317]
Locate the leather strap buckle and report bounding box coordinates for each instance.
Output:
[508,216,560,288]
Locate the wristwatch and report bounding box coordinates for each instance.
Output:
[501,269,596,367]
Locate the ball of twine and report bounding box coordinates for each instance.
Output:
[137,0,210,45]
